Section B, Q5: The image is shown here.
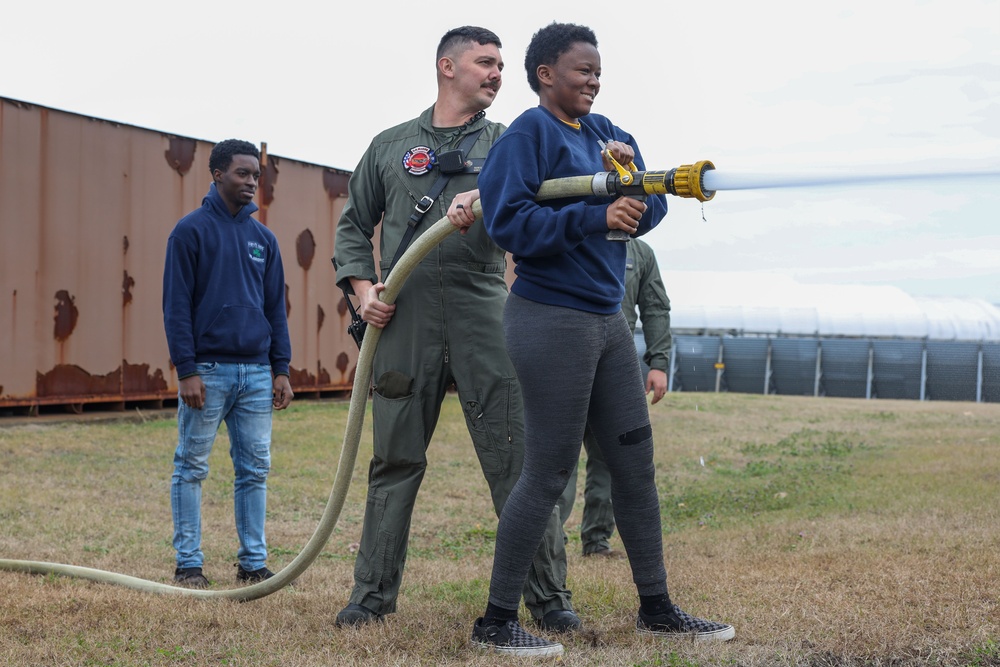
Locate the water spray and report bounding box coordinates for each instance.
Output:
[701,167,1000,193]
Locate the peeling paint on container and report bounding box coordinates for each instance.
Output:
[0,96,359,414]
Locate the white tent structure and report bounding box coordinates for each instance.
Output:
[663,271,1000,341]
[635,272,1000,403]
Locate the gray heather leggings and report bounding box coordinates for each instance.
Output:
[488,294,668,611]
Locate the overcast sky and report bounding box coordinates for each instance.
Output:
[4,0,999,303]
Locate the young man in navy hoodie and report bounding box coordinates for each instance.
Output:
[162,139,293,588]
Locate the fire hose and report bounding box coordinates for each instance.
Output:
[0,162,715,601]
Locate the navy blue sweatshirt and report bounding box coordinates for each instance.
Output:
[162,183,291,380]
[479,107,667,314]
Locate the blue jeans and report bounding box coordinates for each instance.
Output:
[171,362,273,571]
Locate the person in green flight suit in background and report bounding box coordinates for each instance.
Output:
[558,236,672,558]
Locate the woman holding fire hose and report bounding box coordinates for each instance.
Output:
[466,21,736,657]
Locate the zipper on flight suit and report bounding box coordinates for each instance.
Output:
[435,233,450,367]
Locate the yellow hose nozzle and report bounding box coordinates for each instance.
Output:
[631,160,716,202]
[664,160,716,202]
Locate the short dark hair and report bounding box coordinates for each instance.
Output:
[436,26,502,60]
[524,22,598,94]
[209,139,260,173]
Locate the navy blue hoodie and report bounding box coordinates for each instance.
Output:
[479,107,667,315]
[162,183,291,380]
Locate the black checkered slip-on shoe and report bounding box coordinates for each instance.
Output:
[471,617,564,657]
[637,604,735,642]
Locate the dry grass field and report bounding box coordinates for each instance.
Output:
[1,392,998,666]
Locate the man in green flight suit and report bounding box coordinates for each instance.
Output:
[332,25,579,632]
[558,237,672,557]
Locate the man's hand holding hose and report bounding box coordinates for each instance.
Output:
[447,189,480,235]
[349,278,396,329]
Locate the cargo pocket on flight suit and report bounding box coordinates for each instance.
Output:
[371,370,423,467]
[461,377,517,477]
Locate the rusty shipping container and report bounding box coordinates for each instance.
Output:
[0,96,365,415]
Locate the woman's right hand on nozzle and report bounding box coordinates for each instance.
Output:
[606,196,646,236]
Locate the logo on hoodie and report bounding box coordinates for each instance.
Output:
[248,241,266,263]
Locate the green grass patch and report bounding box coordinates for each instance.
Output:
[659,428,877,529]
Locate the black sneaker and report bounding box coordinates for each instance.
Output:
[582,545,622,559]
[235,564,275,584]
[537,609,582,632]
[173,567,209,588]
[637,604,735,642]
[335,603,383,627]
[471,617,564,658]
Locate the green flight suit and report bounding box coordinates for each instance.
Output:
[333,106,572,618]
[557,238,672,553]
